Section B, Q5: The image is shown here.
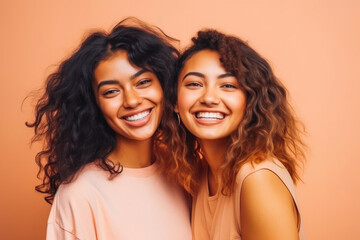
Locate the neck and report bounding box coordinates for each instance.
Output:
[198,138,228,195]
[109,136,154,168]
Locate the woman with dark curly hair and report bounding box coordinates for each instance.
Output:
[27,18,191,239]
[163,30,306,239]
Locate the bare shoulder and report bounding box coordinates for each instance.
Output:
[240,169,299,240]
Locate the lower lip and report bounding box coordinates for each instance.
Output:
[193,115,225,125]
[123,110,152,127]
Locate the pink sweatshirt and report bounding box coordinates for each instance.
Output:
[46,162,192,240]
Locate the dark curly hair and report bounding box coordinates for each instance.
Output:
[163,29,306,196]
[26,17,179,204]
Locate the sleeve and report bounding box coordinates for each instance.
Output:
[46,183,97,240]
[46,222,78,240]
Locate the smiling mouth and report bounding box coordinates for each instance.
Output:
[123,109,151,121]
[195,112,225,120]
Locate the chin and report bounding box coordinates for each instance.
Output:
[133,131,158,141]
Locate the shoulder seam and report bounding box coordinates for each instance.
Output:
[48,221,80,240]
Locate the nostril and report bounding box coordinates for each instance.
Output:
[123,90,142,108]
[200,95,220,105]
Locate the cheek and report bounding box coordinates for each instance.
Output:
[157,97,164,114]
[98,99,121,118]
[148,86,164,106]
[226,93,247,116]
[177,89,196,112]
[156,89,164,104]
[145,86,164,118]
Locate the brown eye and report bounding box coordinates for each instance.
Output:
[103,89,120,97]
[185,82,202,87]
[221,83,237,89]
[137,79,151,87]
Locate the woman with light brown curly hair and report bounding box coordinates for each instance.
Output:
[162,29,306,240]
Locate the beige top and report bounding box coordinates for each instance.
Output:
[191,159,305,240]
[46,162,192,240]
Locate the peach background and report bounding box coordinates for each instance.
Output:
[1,0,359,239]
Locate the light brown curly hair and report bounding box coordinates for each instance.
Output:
[162,29,306,197]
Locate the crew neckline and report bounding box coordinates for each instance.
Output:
[122,161,159,178]
[205,167,220,201]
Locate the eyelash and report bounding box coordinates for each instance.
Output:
[185,82,202,87]
[103,89,119,96]
[137,79,151,87]
[221,83,237,89]
[184,82,238,89]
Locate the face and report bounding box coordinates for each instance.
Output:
[94,50,163,142]
[175,49,246,142]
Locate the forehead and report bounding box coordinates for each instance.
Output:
[180,49,226,75]
[95,50,140,76]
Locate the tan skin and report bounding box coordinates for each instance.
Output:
[176,50,299,240]
[197,139,226,196]
[109,139,153,168]
[240,170,299,240]
[93,50,164,168]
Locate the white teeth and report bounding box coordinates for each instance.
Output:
[124,110,150,121]
[196,112,224,120]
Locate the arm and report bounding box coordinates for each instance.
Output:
[240,169,299,240]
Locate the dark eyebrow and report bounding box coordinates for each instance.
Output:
[97,69,150,91]
[97,80,119,91]
[218,73,235,78]
[182,72,234,81]
[130,68,149,80]
[182,72,205,81]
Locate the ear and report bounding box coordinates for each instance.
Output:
[174,103,179,113]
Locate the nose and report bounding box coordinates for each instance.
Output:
[123,88,142,108]
[200,86,220,105]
